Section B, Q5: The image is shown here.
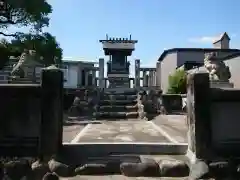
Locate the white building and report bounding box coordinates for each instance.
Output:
[62,60,98,88]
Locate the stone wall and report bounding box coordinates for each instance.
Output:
[0,68,63,157]
[187,72,240,179]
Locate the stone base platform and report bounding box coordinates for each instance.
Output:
[59,155,188,180]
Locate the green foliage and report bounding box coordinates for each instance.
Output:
[0,0,52,36]
[0,0,63,68]
[167,68,187,94]
[8,33,62,65]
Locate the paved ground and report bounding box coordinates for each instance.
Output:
[61,115,188,179]
[63,115,188,144]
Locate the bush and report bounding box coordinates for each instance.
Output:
[167,69,187,94]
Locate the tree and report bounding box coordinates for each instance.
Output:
[0,0,52,36]
[167,68,187,94]
[3,32,63,66]
[0,0,62,69]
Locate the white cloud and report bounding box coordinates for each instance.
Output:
[188,36,217,44]
[188,33,237,44]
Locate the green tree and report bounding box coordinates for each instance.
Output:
[0,0,63,68]
[167,68,187,94]
[0,0,52,36]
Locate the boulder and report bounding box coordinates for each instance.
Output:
[42,172,59,180]
[159,159,189,177]
[31,160,50,180]
[4,159,31,180]
[48,159,72,177]
[120,158,160,177]
[189,160,210,180]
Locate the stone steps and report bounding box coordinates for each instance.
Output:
[99,105,138,112]
[94,88,142,120]
[103,94,137,101]
[99,99,137,106]
[94,111,139,119]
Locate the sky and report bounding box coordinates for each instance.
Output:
[5,0,240,75]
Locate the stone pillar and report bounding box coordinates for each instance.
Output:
[149,71,153,87]
[85,71,88,87]
[143,70,147,87]
[156,62,161,89]
[99,58,105,89]
[153,70,156,86]
[146,74,149,87]
[92,70,96,86]
[135,59,140,88]
[77,63,82,87]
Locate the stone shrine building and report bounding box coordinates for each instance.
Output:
[99,35,137,89]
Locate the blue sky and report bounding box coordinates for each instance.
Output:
[5,0,240,71]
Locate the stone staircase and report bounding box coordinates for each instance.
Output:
[94,88,145,120]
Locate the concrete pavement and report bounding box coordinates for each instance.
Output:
[63,115,188,144]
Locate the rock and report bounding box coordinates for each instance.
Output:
[31,160,50,180]
[120,160,160,177]
[48,159,71,177]
[42,172,59,180]
[209,161,230,177]
[189,160,210,180]
[159,159,189,177]
[75,163,107,175]
[4,159,31,180]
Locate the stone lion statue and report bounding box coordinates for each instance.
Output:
[204,52,231,81]
[11,49,38,78]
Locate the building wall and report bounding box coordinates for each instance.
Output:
[63,62,96,88]
[177,51,205,67]
[224,56,240,88]
[63,63,78,88]
[160,52,177,93]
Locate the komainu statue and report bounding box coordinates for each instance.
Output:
[204,52,231,81]
[11,49,39,78]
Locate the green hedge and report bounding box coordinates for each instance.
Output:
[167,69,187,94]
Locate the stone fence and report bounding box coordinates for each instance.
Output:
[0,67,63,157]
[187,73,240,179]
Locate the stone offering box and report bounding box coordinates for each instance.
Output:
[187,73,240,163]
[0,68,63,157]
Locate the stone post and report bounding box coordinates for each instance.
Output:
[40,67,63,156]
[92,70,96,86]
[85,71,89,87]
[77,63,82,87]
[186,73,211,163]
[135,59,140,88]
[143,70,147,87]
[99,58,105,89]
[156,62,161,89]
[146,74,149,87]
[149,71,153,87]
[153,70,156,87]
